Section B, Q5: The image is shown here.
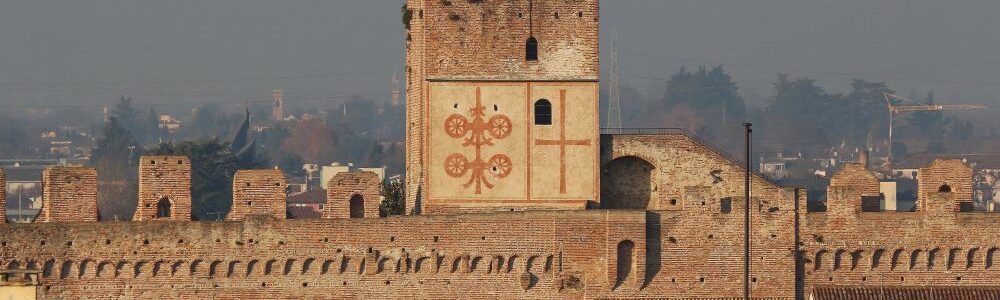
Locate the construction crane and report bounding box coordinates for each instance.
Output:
[883,92,987,166]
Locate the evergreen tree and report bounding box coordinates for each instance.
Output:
[92,117,141,220]
[112,95,146,145]
[380,179,405,217]
[146,138,263,220]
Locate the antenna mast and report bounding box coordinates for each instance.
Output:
[607,28,622,129]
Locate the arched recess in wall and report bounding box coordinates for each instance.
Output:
[615,240,635,290]
[601,156,656,209]
[349,195,365,218]
[156,197,172,219]
[533,99,551,125]
[525,37,539,61]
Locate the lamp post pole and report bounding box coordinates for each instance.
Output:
[743,122,752,300]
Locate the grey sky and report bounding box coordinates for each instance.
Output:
[2,1,998,118]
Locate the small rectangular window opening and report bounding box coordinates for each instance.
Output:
[720,198,732,214]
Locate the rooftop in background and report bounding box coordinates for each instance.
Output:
[287,189,326,205]
[2,166,46,183]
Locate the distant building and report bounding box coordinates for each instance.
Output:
[319,162,385,190]
[286,189,326,219]
[48,141,72,157]
[158,114,181,134]
[2,160,58,223]
[272,89,284,121]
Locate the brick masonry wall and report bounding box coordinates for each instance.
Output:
[0,211,645,299]
[802,159,1000,296]
[421,0,599,81]
[228,170,288,221]
[600,133,798,298]
[0,166,5,223]
[404,0,427,215]
[918,159,973,212]
[325,172,381,219]
[136,156,192,221]
[827,163,880,216]
[3,133,996,299]
[802,190,1000,296]
[38,167,98,222]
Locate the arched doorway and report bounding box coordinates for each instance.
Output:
[615,240,635,289]
[349,195,365,218]
[156,197,172,218]
[601,156,655,209]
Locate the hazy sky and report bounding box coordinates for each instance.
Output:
[2,1,998,118]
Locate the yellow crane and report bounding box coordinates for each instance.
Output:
[883,92,987,166]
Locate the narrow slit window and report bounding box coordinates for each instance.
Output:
[534,99,551,125]
[526,37,538,61]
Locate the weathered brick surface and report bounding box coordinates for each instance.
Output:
[325,172,381,219]
[135,156,191,221]
[918,159,972,211]
[404,0,427,215]
[421,0,599,81]
[3,132,997,299]
[802,159,1000,297]
[601,133,798,298]
[0,166,5,223]
[38,167,98,222]
[228,170,287,221]
[406,0,600,215]
[827,163,880,216]
[0,211,645,299]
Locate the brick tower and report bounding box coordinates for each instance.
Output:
[135,156,192,221]
[272,89,284,121]
[405,0,600,214]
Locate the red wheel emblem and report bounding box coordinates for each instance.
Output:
[445,114,469,138]
[488,154,513,178]
[445,154,469,177]
[488,115,512,139]
[442,87,514,194]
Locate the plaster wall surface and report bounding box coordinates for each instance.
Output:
[406,0,600,214]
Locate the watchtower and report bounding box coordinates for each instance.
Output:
[405,0,600,214]
[135,156,192,221]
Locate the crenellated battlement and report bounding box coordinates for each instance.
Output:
[0,142,995,299]
[136,155,192,221]
[38,166,98,222]
[229,170,288,221]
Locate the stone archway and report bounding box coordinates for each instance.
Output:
[601,156,656,209]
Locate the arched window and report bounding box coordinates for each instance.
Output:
[939,184,952,192]
[156,198,172,218]
[534,99,551,125]
[615,240,634,289]
[349,195,365,218]
[525,37,538,61]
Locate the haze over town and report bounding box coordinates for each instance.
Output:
[1,0,999,217]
